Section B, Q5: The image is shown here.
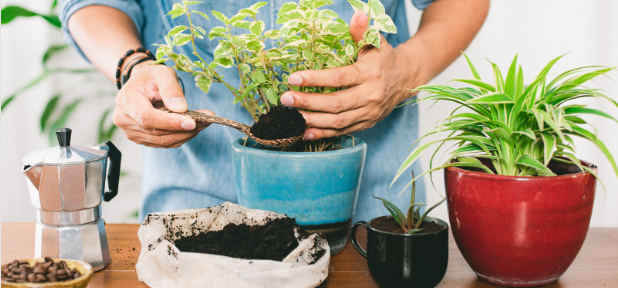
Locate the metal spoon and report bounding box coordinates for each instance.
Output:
[160,108,304,148]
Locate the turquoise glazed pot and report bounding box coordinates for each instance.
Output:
[231,136,367,255]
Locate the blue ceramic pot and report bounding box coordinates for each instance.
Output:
[231,136,367,255]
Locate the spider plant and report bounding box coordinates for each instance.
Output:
[392,54,618,194]
[373,171,445,234]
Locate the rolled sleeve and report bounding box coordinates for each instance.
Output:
[411,0,437,10]
[60,0,144,61]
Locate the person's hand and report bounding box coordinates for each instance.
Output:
[113,58,214,148]
[279,11,425,141]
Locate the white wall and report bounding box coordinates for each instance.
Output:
[1,0,617,226]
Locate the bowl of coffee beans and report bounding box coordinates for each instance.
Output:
[1,257,92,288]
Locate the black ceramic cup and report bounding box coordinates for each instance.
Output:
[350,216,449,288]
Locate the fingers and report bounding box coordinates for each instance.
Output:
[300,107,378,130]
[131,129,204,148]
[303,122,375,141]
[151,66,187,112]
[287,64,361,88]
[115,112,209,148]
[280,89,365,113]
[350,11,368,43]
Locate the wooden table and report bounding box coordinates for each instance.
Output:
[2,223,617,287]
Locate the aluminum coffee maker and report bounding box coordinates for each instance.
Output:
[22,128,121,271]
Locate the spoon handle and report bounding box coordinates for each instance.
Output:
[160,108,250,133]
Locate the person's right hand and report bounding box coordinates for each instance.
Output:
[113,59,214,148]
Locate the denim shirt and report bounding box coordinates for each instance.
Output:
[60,0,435,222]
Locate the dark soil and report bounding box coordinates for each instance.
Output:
[250,106,306,140]
[370,216,444,234]
[173,217,299,261]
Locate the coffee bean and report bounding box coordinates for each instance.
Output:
[46,273,57,281]
[44,257,53,263]
[35,274,47,282]
[48,266,57,274]
[33,266,46,274]
[27,273,35,282]
[56,269,67,276]
[5,277,16,282]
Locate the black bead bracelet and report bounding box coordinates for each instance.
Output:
[116,47,156,90]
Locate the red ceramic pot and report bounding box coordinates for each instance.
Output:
[444,160,596,287]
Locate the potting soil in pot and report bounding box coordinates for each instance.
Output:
[249,106,306,140]
[371,216,444,234]
[174,217,299,261]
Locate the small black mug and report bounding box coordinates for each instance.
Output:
[350,216,449,288]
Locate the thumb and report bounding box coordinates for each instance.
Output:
[156,72,188,113]
[350,11,368,43]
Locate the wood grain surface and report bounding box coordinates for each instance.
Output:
[2,223,617,287]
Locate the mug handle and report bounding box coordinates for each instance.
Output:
[350,221,368,259]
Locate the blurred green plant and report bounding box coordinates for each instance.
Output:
[1,0,118,145]
[373,170,445,234]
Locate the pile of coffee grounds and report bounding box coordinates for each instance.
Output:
[174,217,299,261]
[249,106,306,140]
[371,216,444,234]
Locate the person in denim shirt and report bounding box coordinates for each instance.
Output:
[60,0,489,222]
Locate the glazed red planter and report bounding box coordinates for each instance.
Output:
[444,160,596,287]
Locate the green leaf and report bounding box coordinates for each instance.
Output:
[415,198,446,229]
[564,107,618,123]
[192,11,210,21]
[541,133,556,165]
[466,92,513,104]
[196,76,212,93]
[372,194,407,230]
[1,6,61,28]
[347,0,368,13]
[1,96,15,110]
[48,100,81,146]
[246,40,263,51]
[97,108,112,143]
[515,155,555,176]
[266,87,278,104]
[462,53,482,80]
[42,45,68,65]
[250,20,265,35]
[457,156,482,164]
[40,94,60,131]
[167,8,184,19]
[253,70,266,83]
[453,79,496,92]
[278,3,297,15]
[167,25,188,37]
[368,0,386,17]
[211,10,229,24]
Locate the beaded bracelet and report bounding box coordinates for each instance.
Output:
[116,47,156,90]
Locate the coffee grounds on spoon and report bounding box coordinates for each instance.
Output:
[249,106,306,140]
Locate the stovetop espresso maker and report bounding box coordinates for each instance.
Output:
[22,128,121,271]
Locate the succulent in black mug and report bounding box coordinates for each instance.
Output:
[350,170,449,288]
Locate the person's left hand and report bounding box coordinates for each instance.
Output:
[280,11,423,141]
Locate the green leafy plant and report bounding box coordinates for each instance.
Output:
[1,1,118,145]
[392,54,618,194]
[155,0,396,143]
[374,171,445,234]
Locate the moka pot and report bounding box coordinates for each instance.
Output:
[22,128,121,271]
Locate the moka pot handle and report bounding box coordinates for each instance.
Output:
[103,141,122,202]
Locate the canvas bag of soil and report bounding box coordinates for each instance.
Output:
[135,202,330,288]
